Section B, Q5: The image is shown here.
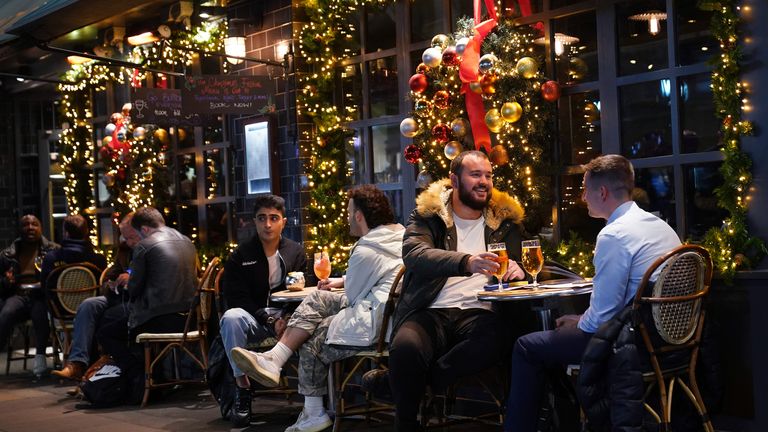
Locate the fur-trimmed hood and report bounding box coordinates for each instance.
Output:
[415,179,525,230]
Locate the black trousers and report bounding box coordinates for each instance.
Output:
[388,307,501,431]
[0,293,49,353]
[96,312,187,374]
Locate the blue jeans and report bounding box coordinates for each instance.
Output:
[503,327,593,432]
[220,308,272,377]
[68,296,109,364]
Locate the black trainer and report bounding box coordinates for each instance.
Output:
[230,386,252,428]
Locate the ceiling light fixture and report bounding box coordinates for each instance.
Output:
[67,55,92,65]
[127,31,159,46]
[629,10,667,35]
[534,33,580,56]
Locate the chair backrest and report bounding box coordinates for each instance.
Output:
[47,262,102,315]
[375,264,405,354]
[632,244,712,351]
[181,257,222,341]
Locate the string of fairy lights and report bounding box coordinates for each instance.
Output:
[57,20,226,247]
[701,0,766,280]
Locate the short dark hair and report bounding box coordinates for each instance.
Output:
[131,207,165,230]
[348,185,395,230]
[63,215,89,240]
[582,154,635,196]
[450,150,489,178]
[19,214,41,227]
[253,194,286,217]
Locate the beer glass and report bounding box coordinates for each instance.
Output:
[313,251,331,281]
[522,239,544,288]
[487,243,508,290]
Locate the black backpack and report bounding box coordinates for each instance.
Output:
[80,360,139,408]
[207,335,236,419]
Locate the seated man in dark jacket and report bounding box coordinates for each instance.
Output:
[97,206,198,377]
[39,214,108,376]
[220,194,308,427]
[0,215,59,377]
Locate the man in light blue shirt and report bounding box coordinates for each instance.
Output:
[503,154,680,432]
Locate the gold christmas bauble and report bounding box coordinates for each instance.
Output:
[484,108,504,133]
[469,81,483,94]
[154,128,170,146]
[516,57,538,79]
[501,102,523,123]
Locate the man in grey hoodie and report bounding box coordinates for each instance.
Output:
[231,184,405,432]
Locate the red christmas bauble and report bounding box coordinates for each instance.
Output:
[404,144,423,164]
[99,146,112,161]
[489,145,509,166]
[116,168,127,181]
[431,123,451,143]
[442,46,459,66]
[409,74,429,93]
[541,80,561,102]
[433,90,450,110]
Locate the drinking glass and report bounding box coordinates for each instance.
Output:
[313,251,331,281]
[522,239,544,288]
[487,243,508,290]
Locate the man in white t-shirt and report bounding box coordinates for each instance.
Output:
[220,194,308,427]
[388,151,528,431]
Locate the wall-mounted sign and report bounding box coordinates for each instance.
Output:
[130,88,206,127]
[182,76,274,114]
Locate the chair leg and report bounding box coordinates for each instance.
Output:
[677,377,715,432]
[141,344,152,408]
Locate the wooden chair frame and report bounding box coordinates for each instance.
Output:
[328,265,405,432]
[135,257,223,407]
[632,244,714,432]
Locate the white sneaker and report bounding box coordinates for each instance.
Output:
[230,348,281,388]
[285,410,332,432]
[33,354,46,377]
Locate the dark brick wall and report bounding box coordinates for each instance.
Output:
[0,93,17,248]
[228,0,310,244]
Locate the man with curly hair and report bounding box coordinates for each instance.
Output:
[231,184,405,432]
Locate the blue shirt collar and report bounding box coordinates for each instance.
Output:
[606,201,634,225]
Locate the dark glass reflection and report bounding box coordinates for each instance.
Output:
[204,148,226,198]
[616,0,668,76]
[345,129,365,185]
[411,0,443,43]
[620,81,672,158]
[177,204,199,241]
[337,63,363,121]
[451,0,473,29]
[204,125,224,145]
[178,154,197,200]
[383,189,404,224]
[372,124,401,184]
[176,126,194,149]
[340,11,361,57]
[677,2,716,66]
[680,74,719,153]
[552,12,598,84]
[366,4,396,52]
[559,174,603,243]
[559,91,601,166]
[206,202,231,246]
[501,0,543,16]
[634,166,676,228]
[368,56,399,117]
[684,162,726,239]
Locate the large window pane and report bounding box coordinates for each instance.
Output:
[450,0,473,30]
[635,166,676,228]
[371,124,401,184]
[368,56,399,117]
[366,4,396,52]
[676,2,716,66]
[559,174,603,243]
[204,148,226,198]
[175,126,193,149]
[340,11,361,57]
[204,124,224,145]
[680,74,719,153]
[177,204,199,241]
[553,12,598,84]
[206,202,231,245]
[337,63,363,121]
[411,0,443,44]
[345,129,365,185]
[619,81,672,158]
[616,0,668,76]
[383,189,405,224]
[559,91,601,166]
[178,154,197,200]
[684,162,726,239]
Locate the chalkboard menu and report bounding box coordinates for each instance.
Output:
[182,76,273,114]
[130,88,207,127]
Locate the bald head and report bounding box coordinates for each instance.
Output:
[20,215,42,243]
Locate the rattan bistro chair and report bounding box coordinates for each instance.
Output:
[135,257,222,407]
[46,262,102,363]
[632,244,714,432]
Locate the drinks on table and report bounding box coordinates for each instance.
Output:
[522,239,544,288]
[313,251,331,280]
[487,242,508,290]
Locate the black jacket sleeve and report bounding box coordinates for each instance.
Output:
[222,248,262,318]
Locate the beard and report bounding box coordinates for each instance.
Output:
[457,177,491,210]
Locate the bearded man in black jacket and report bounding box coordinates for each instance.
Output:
[221,194,308,427]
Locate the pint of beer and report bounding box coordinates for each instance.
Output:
[522,239,544,287]
[487,243,508,290]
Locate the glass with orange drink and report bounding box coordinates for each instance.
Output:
[521,239,544,288]
[487,243,508,290]
[313,251,331,281]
